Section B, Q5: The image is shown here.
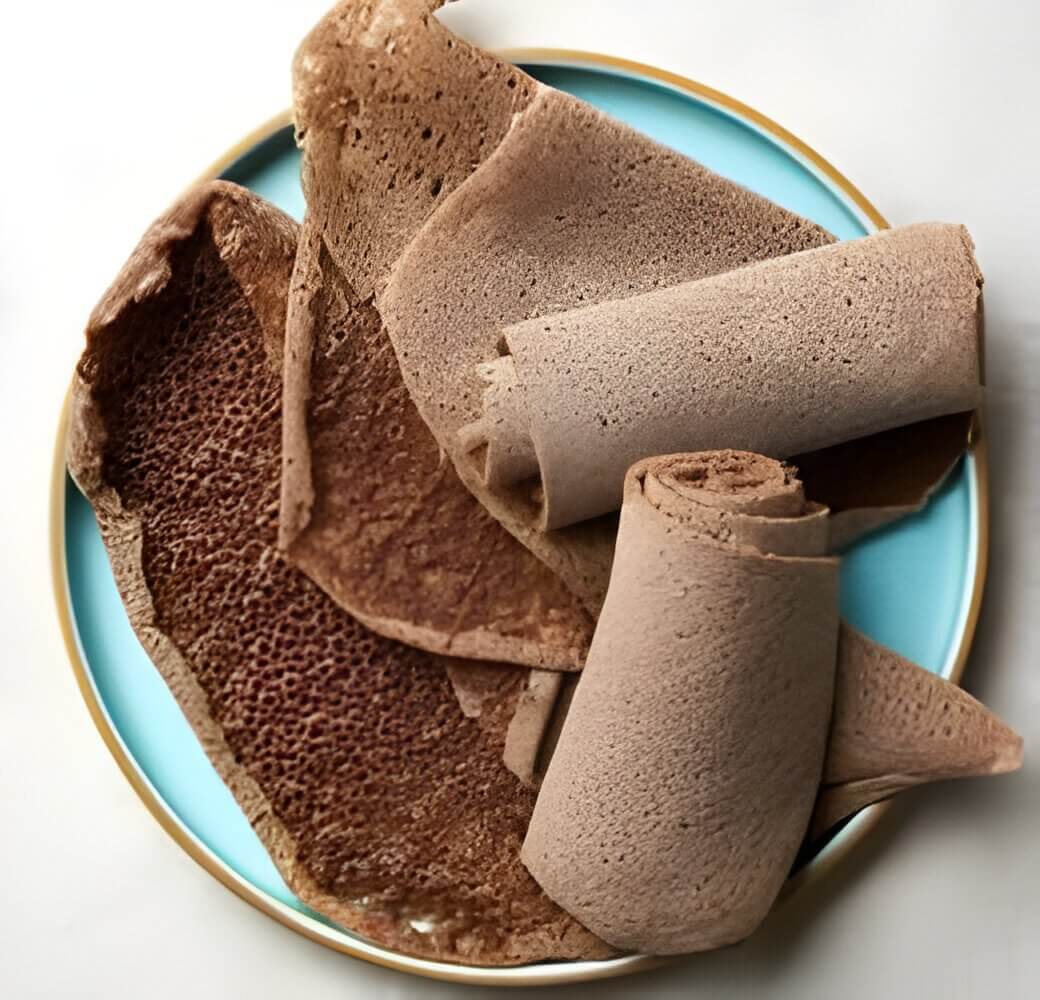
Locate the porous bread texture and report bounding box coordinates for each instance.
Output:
[814,625,1023,838]
[522,452,841,954]
[291,0,535,303]
[500,619,1024,842]
[468,224,983,529]
[381,81,836,605]
[281,0,595,668]
[281,227,593,669]
[287,0,844,637]
[383,86,835,440]
[477,625,1023,947]
[292,1,977,638]
[67,180,610,967]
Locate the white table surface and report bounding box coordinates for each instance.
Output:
[1,2,1037,997]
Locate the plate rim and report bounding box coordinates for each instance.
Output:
[49,48,989,987]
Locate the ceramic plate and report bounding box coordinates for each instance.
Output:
[52,52,986,986]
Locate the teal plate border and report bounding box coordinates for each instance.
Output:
[52,52,986,986]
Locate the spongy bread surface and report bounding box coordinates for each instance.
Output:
[813,625,1024,837]
[292,0,977,625]
[68,181,609,966]
[381,82,835,602]
[280,227,593,668]
[522,452,840,954]
[470,224,982,529]
[281,0,596,666]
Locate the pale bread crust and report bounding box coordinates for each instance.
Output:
[469,224,982,530]
[522,453,840,954]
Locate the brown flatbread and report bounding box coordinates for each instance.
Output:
[377,78,837,608]
[285,0,845,642]
[281,0,593,668]
[813,625,1023,838]
[520,451,1021,955]
[280,227,593,669]
[463,224,982,529]
[522,452,841,954]
[290,1,978,662]
[66,181,609,966]
[492,620,1022,838]
[378,67,977,605]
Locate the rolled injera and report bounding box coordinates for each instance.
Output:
[464,224,983,530]
[521,451,1021,954]
[503,622,1024,833]
[291,0,967,628]
[377,59,977,606]
[522,452,840,954]
[66,181,609,966]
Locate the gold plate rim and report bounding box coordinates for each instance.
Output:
[49,47,989,987]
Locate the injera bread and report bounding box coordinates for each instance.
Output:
[280,226,593,669]
[66,181,609,966]
[464,224,983,529]
[287,0,875,631]
[522,452,841,954]
[282,0,594,669]
[812,625,1023,838]
[447,662,579,788]
[495,620,1022,837]
[377,53,977,605]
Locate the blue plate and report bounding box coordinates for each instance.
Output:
[53,54,983,985]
